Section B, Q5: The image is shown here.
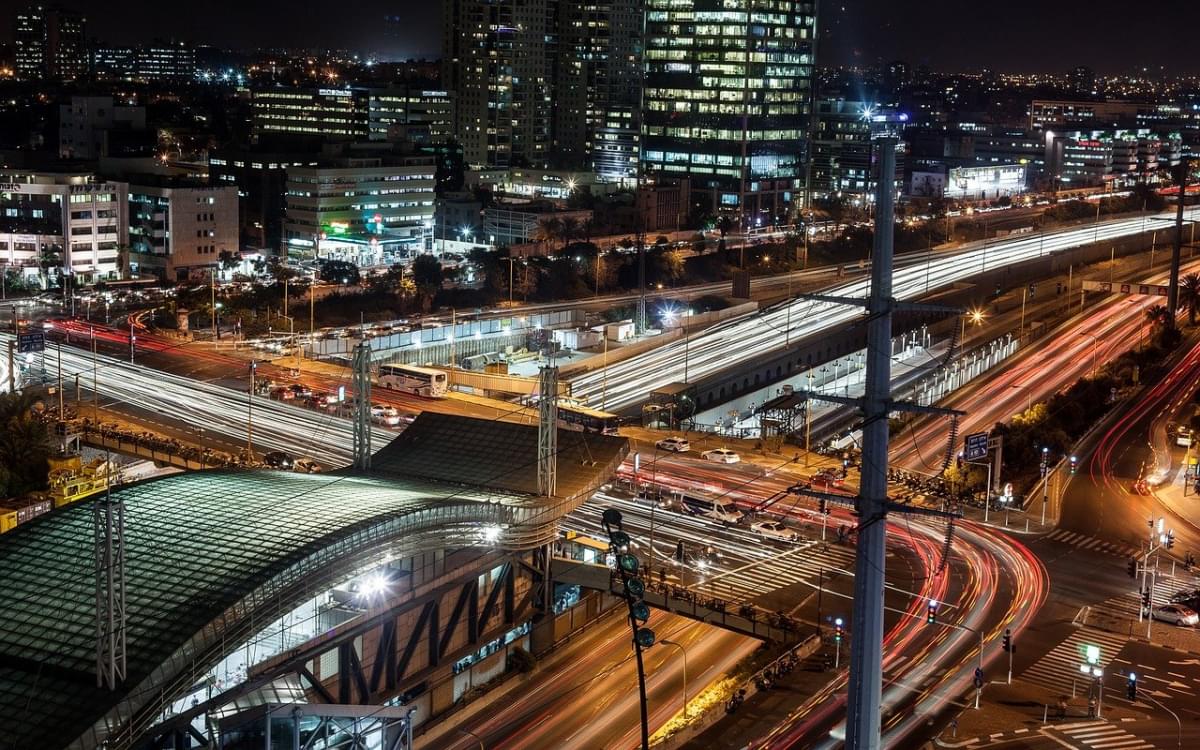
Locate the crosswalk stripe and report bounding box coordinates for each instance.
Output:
[1047,720,1158,750]
[1020,628,1129,697]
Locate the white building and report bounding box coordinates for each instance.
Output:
[944,165,1027,201]
[127,179,239,281]
[59,96,147,160]
[0,172,128,284]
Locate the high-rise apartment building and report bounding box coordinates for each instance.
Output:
[442,0,556,168]
[555,0,643,178]
[642,0,817,223]
[13,4,87,81]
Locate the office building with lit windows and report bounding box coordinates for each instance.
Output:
[0,172,127,283]
[126,178,239,281]
[442,0,555,168]
[641,0,817,223]
[251,87,370,142]
[555,0,643,178]
[13,3,88,81]
[283,155,436,267]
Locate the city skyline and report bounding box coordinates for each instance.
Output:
[2,1,1199,75]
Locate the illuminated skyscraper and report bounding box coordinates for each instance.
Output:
[442,0,556,168]
[642,0,817,224]
[13,3,87,81]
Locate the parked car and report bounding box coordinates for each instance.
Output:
[293,457,322,474]
[751,520,798,542]
[371,403,401,426]
[812,468,845,487]
[655,436,691,453]
[1152,603,1199,626]
[263,451,294,470]
[701,448,741,464]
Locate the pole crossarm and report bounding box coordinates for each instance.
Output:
[793,292,869,308]
[893,301,963,315]
[793,487,860,510]
[791,389,861,408]
[889,401,966,418]
[882,501,961,520]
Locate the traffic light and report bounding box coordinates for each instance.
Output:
[675,540,685,562]
[1069,455,1078,474]
[1142,588,1151,610]
[1127,672,1137,700]
[973,667,984,689]
[926,599,939,625]
[1166,531,1176,550]
[818,498,827,515]
[1029,283,1036,299]
[1128,558,1137,578]
[1002,629,1012,653]
[834,617,844,642]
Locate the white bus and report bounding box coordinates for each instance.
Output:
[378,364,449,398]
[557,401,620,435]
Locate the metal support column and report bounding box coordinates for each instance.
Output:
[1168,159,1189,327]
[353,342,372,471]
[538,366,558,497]
[94,465,126,689]
[845,136,899,750]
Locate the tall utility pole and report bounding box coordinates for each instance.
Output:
[1168,159,1190,328]
[636,226,648,335]
[537,366,559,497]
[94,462,126,689]
[844,136,899,749]
[352,341,372,471]
[790,132,963,749]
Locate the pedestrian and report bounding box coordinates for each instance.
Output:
[1057,696,1068,719]
[1087,696,1096,719]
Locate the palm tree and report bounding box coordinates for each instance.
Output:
[1145,304,1171,329]
[558,217,580,252]
[0,390,49,498]
[533,217,561,247]
[1181,274,1200,325]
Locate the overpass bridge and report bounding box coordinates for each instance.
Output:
[0,412,627,750]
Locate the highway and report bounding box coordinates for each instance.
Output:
[569,208,1199,412]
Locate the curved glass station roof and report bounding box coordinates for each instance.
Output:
[0,413,628,750]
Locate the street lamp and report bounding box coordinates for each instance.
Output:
[1078,332,1099,377]
[659,638,689,720]
[960,308,985,348]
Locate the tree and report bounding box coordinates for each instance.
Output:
[0,391,50,499]
[411,254,444,306]
[319,259,360,285]
[559,217,580,251]
[1145,304,1171,329]
[534,217,562,247]
[218,250,242,272]
[1181,273,1200,325]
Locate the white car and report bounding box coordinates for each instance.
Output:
[1153,604,1199,626]
[751,520,798,542]
[371,404,401,426]
[701,448,741,464]
[656,437,691,453]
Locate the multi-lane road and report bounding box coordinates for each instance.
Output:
[570,208,1199,412]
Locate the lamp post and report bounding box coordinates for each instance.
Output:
[1078,332,1099,377]
[660,638,689,720]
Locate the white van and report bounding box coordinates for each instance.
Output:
[681,494,744,524]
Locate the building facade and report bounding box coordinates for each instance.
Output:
[0,172,127,283]
[283,156,436,266]
[641,0,817,224]
[251,87,370,142]
[14,3,87,81]
[809,100,905,205]
[555,0,643,177]
[127,180,238,281]
[442,0,556,168]
[59,96,148,160]
[366,88,455,144]
[209,149,319,252]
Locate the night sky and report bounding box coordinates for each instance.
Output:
[3,1,1198,74]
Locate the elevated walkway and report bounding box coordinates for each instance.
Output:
[550,557,803,643]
